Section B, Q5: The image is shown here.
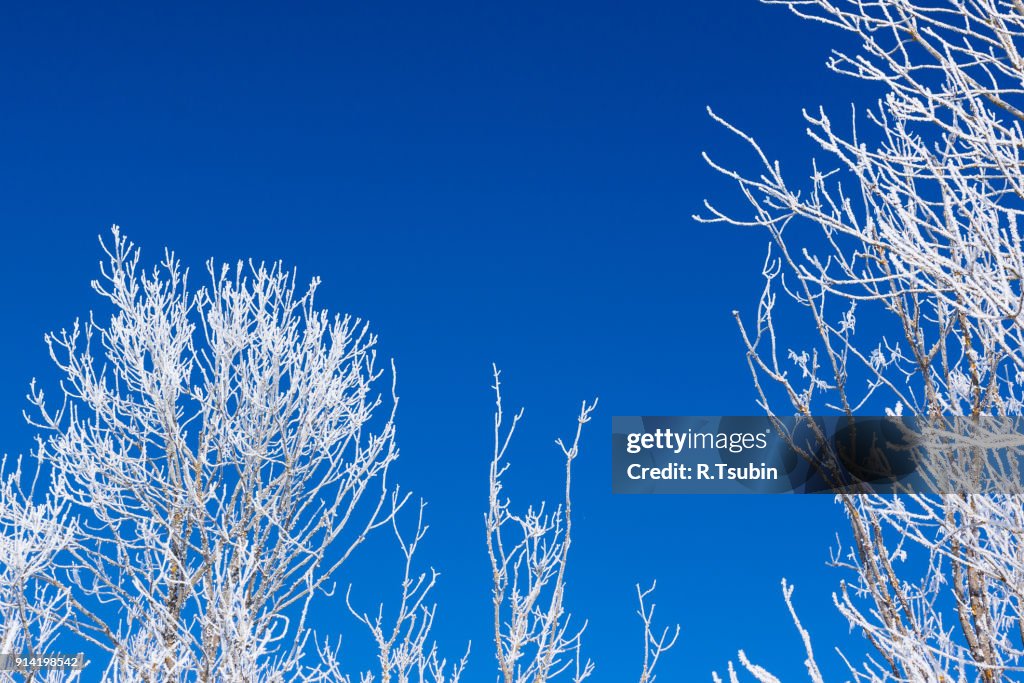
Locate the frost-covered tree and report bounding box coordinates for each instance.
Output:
[486,367,678,683]
[0,457,80,682]
[702,0,1024,681]
[3,227,405,681]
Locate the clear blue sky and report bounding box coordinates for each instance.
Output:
[0,2,882,679]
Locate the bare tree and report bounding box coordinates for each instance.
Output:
[0,457,80,682]
[305,495,469,683]
[4,226,403,681]
[486,366,678,683]
[701,0,1024,681]
[636,582,681,683]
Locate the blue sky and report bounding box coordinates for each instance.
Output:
[0,2,884,679]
